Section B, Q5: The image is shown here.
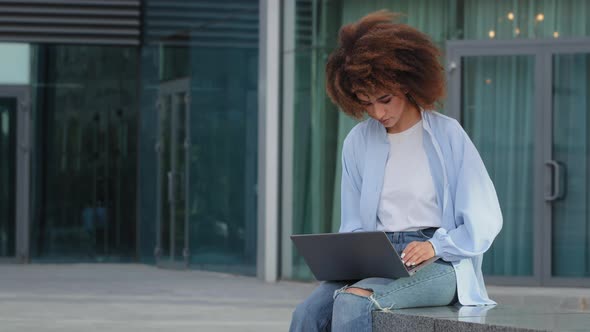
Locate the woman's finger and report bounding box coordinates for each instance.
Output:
[401,241,419,258]
[403,245,423,266]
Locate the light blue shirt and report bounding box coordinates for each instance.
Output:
[340,110,503,306]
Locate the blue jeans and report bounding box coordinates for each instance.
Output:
[289,228,457,332]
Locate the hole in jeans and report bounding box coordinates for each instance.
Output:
[336,286,395,312]
[344,287,373,297]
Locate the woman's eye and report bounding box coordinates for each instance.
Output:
[381,98,391,104]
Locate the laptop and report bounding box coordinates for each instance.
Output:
[290,231,439,281]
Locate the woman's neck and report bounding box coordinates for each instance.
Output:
[387,105,421,134]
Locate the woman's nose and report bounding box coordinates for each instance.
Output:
[372,104,387,120]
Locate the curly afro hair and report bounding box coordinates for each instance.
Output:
[325,10,446,119]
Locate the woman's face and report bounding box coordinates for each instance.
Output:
[356,90,414,130]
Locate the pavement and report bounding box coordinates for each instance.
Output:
[3,264,590,331]
[0,264,316,332]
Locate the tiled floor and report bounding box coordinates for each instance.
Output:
[0,264,315,332]
[2,264,590,331]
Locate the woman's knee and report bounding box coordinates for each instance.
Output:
[333,289,373,314]
[332,291,374,331]
[290,301,327,331]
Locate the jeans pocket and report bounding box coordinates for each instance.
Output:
[417,228,437,239]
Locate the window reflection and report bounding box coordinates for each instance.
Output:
[31,45,138,261]
[0,98,16,257]
[139,0,260,274]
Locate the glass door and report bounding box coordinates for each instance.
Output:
[30,45,138,262]
[448,39,590,287]
[546,51,590,285]
[155,78,190,268]
[0,87,30,262]
[456,53,538,283]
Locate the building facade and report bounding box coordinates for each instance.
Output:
[1,0,590,287]
[0,0,268,278]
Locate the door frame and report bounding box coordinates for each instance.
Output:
[154,78,190,269]
[0,85,30,263]
[446,38,590,287]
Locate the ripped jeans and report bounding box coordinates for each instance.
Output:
[289,228,457,332]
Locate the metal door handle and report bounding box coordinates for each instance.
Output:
[545,160,564,201]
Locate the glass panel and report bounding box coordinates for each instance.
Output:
[158,95,172,259]
[552,53,590,277]
[140,0,260,274]
[461,55,535,276]
[155,89,188,265]
[30,45,138,262]
[188,47,258,276]
[463,0,590,40]
[161,45,189,82]
[289,0,343,281]
[0,43,30,84]
[173,92,187,259]
[0,97,17,257]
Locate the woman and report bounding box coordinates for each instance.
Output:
[290,10,503,332]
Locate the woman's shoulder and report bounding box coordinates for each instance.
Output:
[423,110,468,143]
[423,110,478,167]
[341,118,377,161]
[343,118,373,144]
[424,111,462,132]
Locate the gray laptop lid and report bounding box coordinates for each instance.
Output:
[290,231,438,281]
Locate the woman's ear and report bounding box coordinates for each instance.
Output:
[405,93,419,106]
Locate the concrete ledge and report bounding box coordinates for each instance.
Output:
[373,304,590,332]
[489,286,590,312]
[373,312,436,332]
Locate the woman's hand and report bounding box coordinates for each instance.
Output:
[401,241,435,267]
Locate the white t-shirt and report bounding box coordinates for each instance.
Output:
[376,120,442,232]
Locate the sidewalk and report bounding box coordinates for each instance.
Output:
[2,264,590,331]
[0,264,315,332]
